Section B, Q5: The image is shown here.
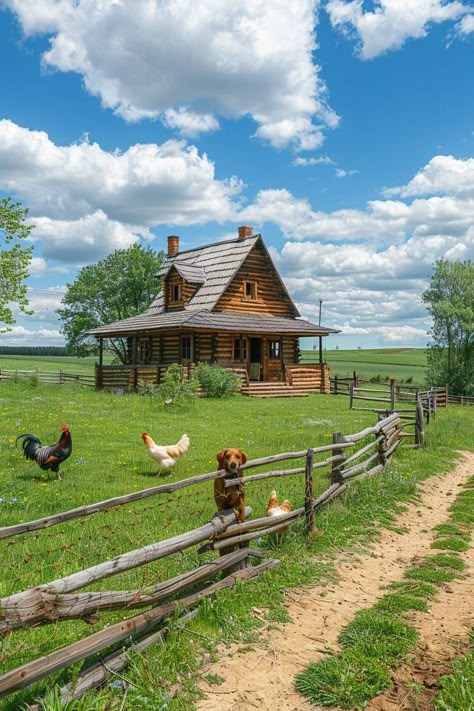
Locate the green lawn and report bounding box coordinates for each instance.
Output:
[0,381,472,710]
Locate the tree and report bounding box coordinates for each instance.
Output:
[0,197,34,330]
[422,259,474,396]
[57,244,165,360]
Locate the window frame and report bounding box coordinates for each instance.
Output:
[180,334,193,363]
[243,280,257,301]
[170,283,182,303]
[233,336,248,361]
[268,339,281,360]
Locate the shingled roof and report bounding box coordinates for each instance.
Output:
[89,231,340,337]
[147,233,263,316]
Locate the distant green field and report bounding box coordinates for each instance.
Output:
[0,354,111,374]
[302,348,428,383]
[0,348,428,383]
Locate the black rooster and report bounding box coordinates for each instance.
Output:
[16,424,72,479]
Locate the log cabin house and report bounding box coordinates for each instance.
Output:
[90,226,340,396]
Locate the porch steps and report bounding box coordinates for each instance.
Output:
[241,382,308,398]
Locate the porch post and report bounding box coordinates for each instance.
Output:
[319,336,323,365]
[99,338,103,367]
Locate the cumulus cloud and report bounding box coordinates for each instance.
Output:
[0,119,242,262]
[249,152,474,346]
[0,325,63,343]
[4,0,338,151]
[456,12,474,32]
[326,0,470,59]
[385,155,474,197]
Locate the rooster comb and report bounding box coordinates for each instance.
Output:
[61,424,69,432]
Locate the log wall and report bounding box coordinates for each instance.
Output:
[215,242,297,316]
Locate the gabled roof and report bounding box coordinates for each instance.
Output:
[147,233,297,315]
[162,262,206,284]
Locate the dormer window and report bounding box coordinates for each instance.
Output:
[244,281,257,300]
[170,283,182,302]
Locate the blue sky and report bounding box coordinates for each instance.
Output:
[1,0,473,349]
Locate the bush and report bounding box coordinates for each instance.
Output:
[195,363,240,398]
[159,363,198,406]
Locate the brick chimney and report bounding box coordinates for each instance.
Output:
[238,225,253,240]
[167,235,179,256]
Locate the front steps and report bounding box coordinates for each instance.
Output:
[241,381,308,398]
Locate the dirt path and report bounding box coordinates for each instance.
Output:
[197,452,474,711]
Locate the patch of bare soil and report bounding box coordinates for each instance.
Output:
[366,544,474,710]
[196,452,474,711]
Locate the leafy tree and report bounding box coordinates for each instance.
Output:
[0,197,34,330]
[422,259,474,395]
[57,244,164,360]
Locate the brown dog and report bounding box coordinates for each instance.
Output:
[214,448,247,523]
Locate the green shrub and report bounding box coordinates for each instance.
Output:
[195,363,240,398]
[159,363,198,406]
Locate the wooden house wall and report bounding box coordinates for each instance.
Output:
[215,242,297,316]
[164,271,198,310]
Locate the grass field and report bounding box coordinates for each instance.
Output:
[302,347,428,383]
[0,380,471,710]
[0,348,428,384]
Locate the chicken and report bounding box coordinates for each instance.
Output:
[266,490,292,518]
[16,424,72,480]
[141,432,189,475]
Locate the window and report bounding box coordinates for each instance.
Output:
[138,337,151,364]
[180,335,193,362]
[233,337,247,361]
[170,283,181,302]
[244,281,257,300]
[269,340,281,359]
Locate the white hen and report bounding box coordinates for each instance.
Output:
[141,432,190,475]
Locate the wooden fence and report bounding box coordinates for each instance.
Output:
[0,369,95,388]
[0,413,404,702]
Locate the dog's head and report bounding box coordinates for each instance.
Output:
[216,448,248,474]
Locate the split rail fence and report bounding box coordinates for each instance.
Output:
[0,369,95,388]
[0,413,404,703]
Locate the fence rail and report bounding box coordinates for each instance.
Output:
[0,369,95,387]
[0,412,405,701]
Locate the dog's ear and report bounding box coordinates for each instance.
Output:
[240,450,248,465]
[216,450,227,468]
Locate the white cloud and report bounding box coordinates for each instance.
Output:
[326,0,470,59]
[4,0,338,151]
[455,12,474,32]
[28,257,69,276]
[0,325,63,342]
[385,155,474,197]
[0,119,243,263]
[292,155,335,166]
[335,167,359,178]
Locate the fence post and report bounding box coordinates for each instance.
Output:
[304,448,314,536]
[415,395,425,448]
[390,378,395,410]
[334,375,338,396]
[445,383,449,407]
[353,370,358,388]
[331,432,345,484]
[349,382,354,410]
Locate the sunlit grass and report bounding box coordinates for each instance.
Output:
[0,381,472,709]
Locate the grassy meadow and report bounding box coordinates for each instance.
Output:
[0,347,428,384]
[0,379,472,710]
[302,347,428,383]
